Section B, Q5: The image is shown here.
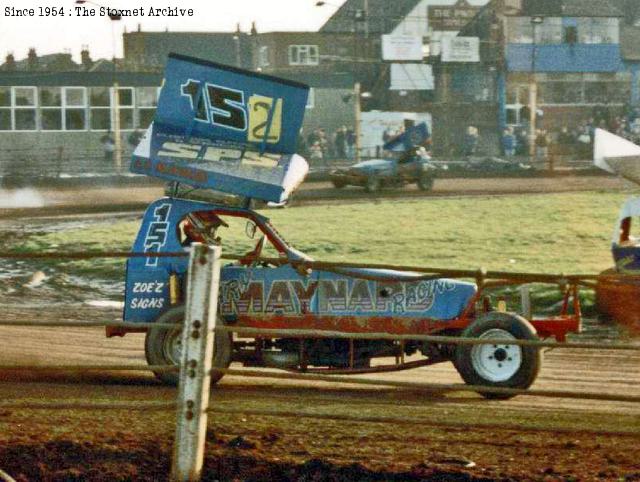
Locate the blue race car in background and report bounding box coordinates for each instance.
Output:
[329,146,441,193]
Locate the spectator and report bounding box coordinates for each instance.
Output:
[127,129,143,149]
[346,127,356,159]
[334,126,346,159]
[307,128,321,148]
[309,141,324,165]
[100,132,115,162]
[535,129,549,161]
[501,127,516,157]
[463,126,479,157]
[557,126,574,146]
[515,127,529,156]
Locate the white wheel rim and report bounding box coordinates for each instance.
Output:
[470,328,522,382]
[163,328,182,366]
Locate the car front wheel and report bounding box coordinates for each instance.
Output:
[454,312,541,399]
[145,305,233,385]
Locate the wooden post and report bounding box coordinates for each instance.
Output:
[171,243,222,482]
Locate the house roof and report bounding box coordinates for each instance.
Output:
[521,0,623,17]
[319,0,421,35]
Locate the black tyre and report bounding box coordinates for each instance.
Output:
[417,173,434,191]
[331,179,347,189]
[145,305,233,385]
[364,176,381,193]
[454,312,541,399]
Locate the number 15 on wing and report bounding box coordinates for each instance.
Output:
[181,79,283,145]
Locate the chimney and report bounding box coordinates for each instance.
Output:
[251,21,258,35]
[5,53,16,71]
[27,48,37,70]
[80,45,93,70]
[138,23,141,32]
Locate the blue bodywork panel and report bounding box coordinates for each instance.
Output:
[130,54,310,203]
[125,198,476,325]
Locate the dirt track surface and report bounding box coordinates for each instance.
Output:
[0,174,629,219]
[1,306,640,481]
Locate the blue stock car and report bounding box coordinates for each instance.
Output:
[116,54,578,398]
[115,195,559,399]
[329,148,441,193]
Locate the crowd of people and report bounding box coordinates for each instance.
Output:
[298,126,357,164]
[500,106,640,161]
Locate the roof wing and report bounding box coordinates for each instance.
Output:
[594,128,640,185]
[130,54,310,203]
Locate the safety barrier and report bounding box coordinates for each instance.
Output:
[1,246,639,481]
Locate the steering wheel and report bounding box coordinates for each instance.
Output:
[239,235,266,267]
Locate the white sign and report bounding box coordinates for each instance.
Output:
[382,35,424,61]
[441,36,480,62]
[390,64,434,91]
[360,111,432,157]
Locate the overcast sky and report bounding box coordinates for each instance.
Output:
[0,0,345,62]
[0,0,487,63]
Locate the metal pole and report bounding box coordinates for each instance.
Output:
[171,243,222,482]
[364,0,369,39]
[113,82,122,172]
[354,82,362,161]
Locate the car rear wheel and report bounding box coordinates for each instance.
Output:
[454,312,541,399]
[364,176,381,193]
[145,305,233,385]
[417,173,434,191]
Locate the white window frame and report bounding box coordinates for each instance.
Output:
[259,46,270,67]
[0,86,13,131]
[89,86,112,132]
[113,86,135,131]
[136,86,160,129]
[288,45,319,66]
[63,86,88,131]
[12,86,38,132]
[39,86,64,132]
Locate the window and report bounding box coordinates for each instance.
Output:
[535,73,631,105]
[13,87,36,131]
[64,87,87,130]
[137,86,159,128]
[0,87,10,131]
[578,17,619,44]
[507,17,534,43]
[306,88,315,109]
[288,45,319,65]
[116,87,134,130]
[40,87,62,131]
[259,46,270,67]
[536,18,562,44]
[90,87,111,130]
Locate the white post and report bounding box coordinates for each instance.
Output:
[519,284,532,320]
[171,243,221,482]
[354,82,362,161]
